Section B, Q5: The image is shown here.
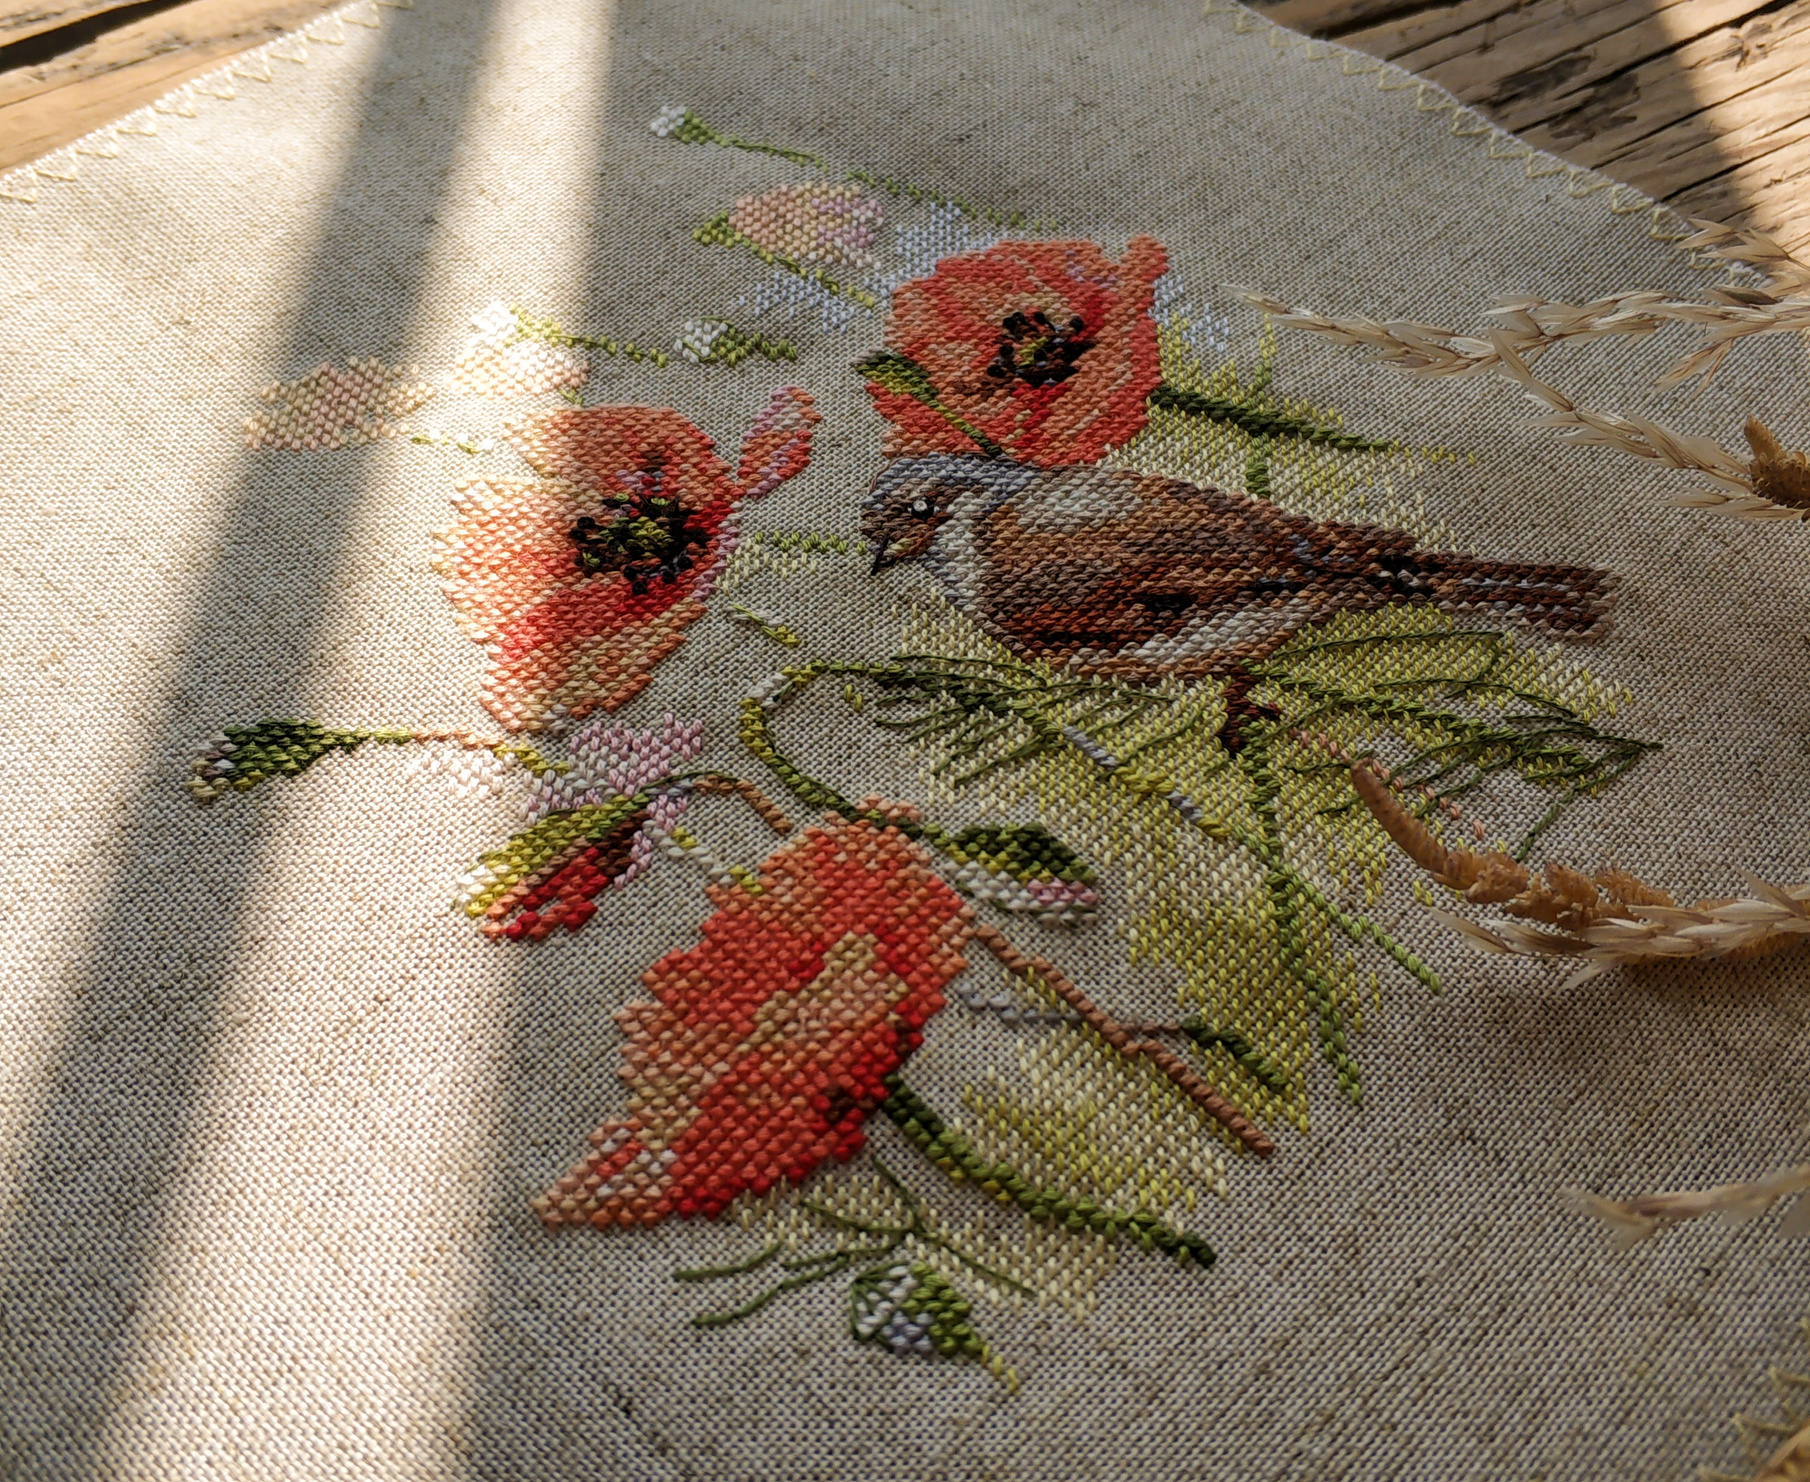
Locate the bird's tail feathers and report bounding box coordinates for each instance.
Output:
[1418,552,1618,639]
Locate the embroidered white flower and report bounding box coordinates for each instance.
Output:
[675,318,728,363]
[449,300,588,399]
[648,104,689,138]
[467,299,518,351]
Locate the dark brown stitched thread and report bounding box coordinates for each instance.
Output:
[970,921,1276,1158]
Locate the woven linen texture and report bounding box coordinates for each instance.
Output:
[0,0,1805,1477]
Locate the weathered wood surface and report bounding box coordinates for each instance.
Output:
[0,0,1802,256]
[0,0,348,172]
[1260,0,1810,254]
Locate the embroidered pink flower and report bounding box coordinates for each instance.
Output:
[452,714,708,941]
[729,183,885,269]
[865,237,1167,466]
[243,357,433,449]
[521,711,707,823]
[434,387,818,731]
[535,815,974,1228]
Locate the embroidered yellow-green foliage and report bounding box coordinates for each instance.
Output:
[1119,320,1461,544]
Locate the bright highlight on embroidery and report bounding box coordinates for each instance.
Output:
[433,387,818,730]
[189,104,1727,1385]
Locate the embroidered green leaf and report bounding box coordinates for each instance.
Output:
[856,350,941,405]
[941,824,1093,886]
[878,1078,1216,1267]
[1148,383,1400,453]
[855,352,1005,458]
[456,795,650,921]
[938,823,1102,924]
[186,719,567,805]
[1179,1018,1289,1095]
[185,719,412,803]
[849,1261,991,1362]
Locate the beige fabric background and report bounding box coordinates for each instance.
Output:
[0,0,1805,1476]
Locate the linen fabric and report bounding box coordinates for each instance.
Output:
[0,0,1804,1477]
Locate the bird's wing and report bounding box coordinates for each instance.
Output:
[971,470,1416,666]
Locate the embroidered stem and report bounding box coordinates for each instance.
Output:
[671,1242,783,1281]
[684,1156,1023,1385]
[688,773,796,835]
[185,718,570,803]
[878,1079,1215,1266]
[649,108,1049,229]
[1147,384,1399,452]
[855,351,1006,458]
[653,106,824,166]
[695,212,880,308]
[1244,434,1274,502]
[507,305,671,366]
[969,921,1274,1157]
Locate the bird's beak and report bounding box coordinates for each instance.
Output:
[869,540,895,574]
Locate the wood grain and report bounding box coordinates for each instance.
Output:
[0,0,350,172]
[1,0,152,48]
[1263,0,1810,254]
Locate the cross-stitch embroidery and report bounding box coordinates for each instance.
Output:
[187,120,1690,1377]
[434,386,818,730]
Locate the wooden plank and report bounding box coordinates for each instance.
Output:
[1392,0,1765,119]
[1344,0,1623,71]
[0,0,153,48]
[1257,0,1440,36]
[1255,0,1810,264]
[1595,95,1810,209]
[1516,1,1810,177]
[0,0,346,171]
[1670,129,1810,255]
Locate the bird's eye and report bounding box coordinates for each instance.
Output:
[908,497,934,519]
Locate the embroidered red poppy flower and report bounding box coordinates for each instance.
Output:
[865,237,1167,467]
[534,815,974,1229]
[434,386,817,731]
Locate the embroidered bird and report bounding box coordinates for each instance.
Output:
[861,454,1617,685]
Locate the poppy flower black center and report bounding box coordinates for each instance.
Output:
[984,308,1093,388]
[569,464,711,595]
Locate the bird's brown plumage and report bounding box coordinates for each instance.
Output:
[862,455,1617,681]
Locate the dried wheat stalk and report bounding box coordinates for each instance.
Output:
[1748,419,1810,512]
[1235,282,1810,521]
[1748,1420,1810,1482]
[1681,218,1810,299]
[1227,289,1501,376]
[1492,335,1810,520]
[1562,1166,1810,1251]
[1487,292,1810,388]
[1235,271,1810,390]
[1349,762,1810,987]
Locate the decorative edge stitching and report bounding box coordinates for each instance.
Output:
[1198,0,1704,255]
[0,0,412,206]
